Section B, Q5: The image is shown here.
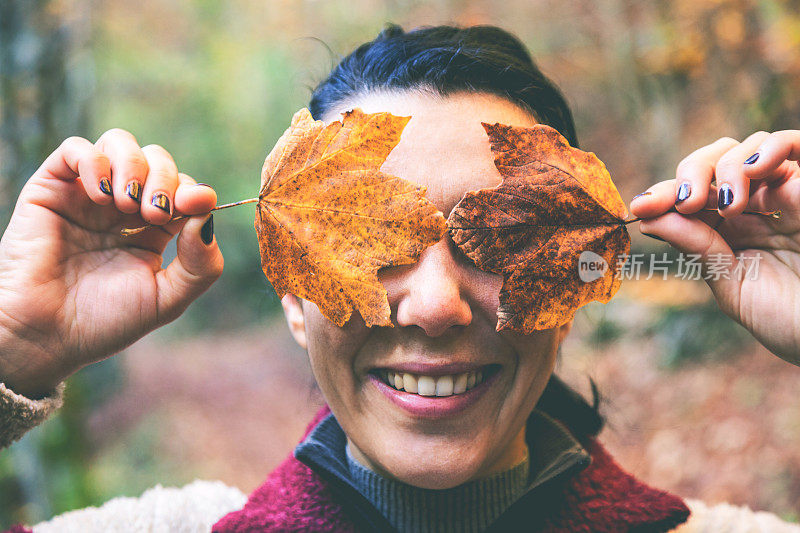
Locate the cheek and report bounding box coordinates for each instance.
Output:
[508,330,560,396]
[476,271,503,310]
[302,302,370,398]
[467,269,503,323]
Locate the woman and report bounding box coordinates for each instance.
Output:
[1,25,798,532]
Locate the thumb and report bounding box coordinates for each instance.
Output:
[638,211,743,317]
[155,214,224,324]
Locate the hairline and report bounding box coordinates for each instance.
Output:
[318,86,541,125]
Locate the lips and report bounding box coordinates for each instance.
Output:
[368,364,500,418]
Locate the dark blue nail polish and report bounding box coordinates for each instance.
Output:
[642,232,665,242]
[196,183,213,188]
[125,181,142,203]
[718,184,734,209]
[201,215,214,245]
[151,192,171,214]
[99,178,113,196]
[676,182,691,203]
[744,153,760,165]
[632,191,652,200]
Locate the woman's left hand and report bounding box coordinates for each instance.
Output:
[629,130,800,366]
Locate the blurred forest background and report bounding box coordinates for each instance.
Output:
[2,0,800,527]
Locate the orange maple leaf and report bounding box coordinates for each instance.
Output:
[447,122,631,333]
[255,108,446,327]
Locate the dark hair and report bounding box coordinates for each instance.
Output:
[309,24,602,438]
[309,24,579,147]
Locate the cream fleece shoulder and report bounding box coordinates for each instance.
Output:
[674,499,800,532]
[32,480,247,533]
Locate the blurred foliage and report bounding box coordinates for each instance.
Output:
[2,0,800,527]
[649,301,754,368]
[0,0,92,226]
[575,246,757,368]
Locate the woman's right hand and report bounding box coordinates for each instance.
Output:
[0,129,224,397]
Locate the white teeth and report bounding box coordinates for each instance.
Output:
[417,375,436,396]
[382,369,489,396]
[435,375,454,396]
[453,373,468,394]
[403,373,418,393]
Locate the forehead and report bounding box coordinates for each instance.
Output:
[323,91,539,216]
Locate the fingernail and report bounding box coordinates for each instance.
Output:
[744,153,760,165]
[151,192,171,214]
[196,183,213,188]
[201,215,214,245]
[99,178,113,196]
[125,181,142,203]
[642,232,665,242]
[676,182,691,203]
[718,183,734,209]
[632,191,652,200]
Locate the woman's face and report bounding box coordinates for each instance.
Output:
[282,91,571,489]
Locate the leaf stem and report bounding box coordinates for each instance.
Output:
[120,197,259,236]
[624,208,781,225]
[121,199,782,235]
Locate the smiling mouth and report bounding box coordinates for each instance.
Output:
[373,365,500,398]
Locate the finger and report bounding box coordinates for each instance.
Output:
[638,212,741,316]
[140,144,178,224]
[630,138,740,218]
[745,173,800,217]
[743,130,800,182]
[673,138,740,214]
[629,179,678,219]
[174,174,217,216]
[95,129,149,214]
[714,131,771,218]
[155,214,223,324]
[630,179,725,225]
[632,185,725,243]
[33,137,113,205]
[672,137,740,215]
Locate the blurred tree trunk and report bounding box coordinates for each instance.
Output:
[0,1,93,527]
[0,0,93,228]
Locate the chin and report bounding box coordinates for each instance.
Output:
[363,429,495,490]
[392,462,483,490]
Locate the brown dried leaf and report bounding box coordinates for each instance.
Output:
[447,122,631,333]
[255,108,446,327]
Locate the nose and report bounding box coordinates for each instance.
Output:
[387,239,472,337]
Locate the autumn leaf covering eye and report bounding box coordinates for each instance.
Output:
[255,108,447,328]
[447,122,631,333]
